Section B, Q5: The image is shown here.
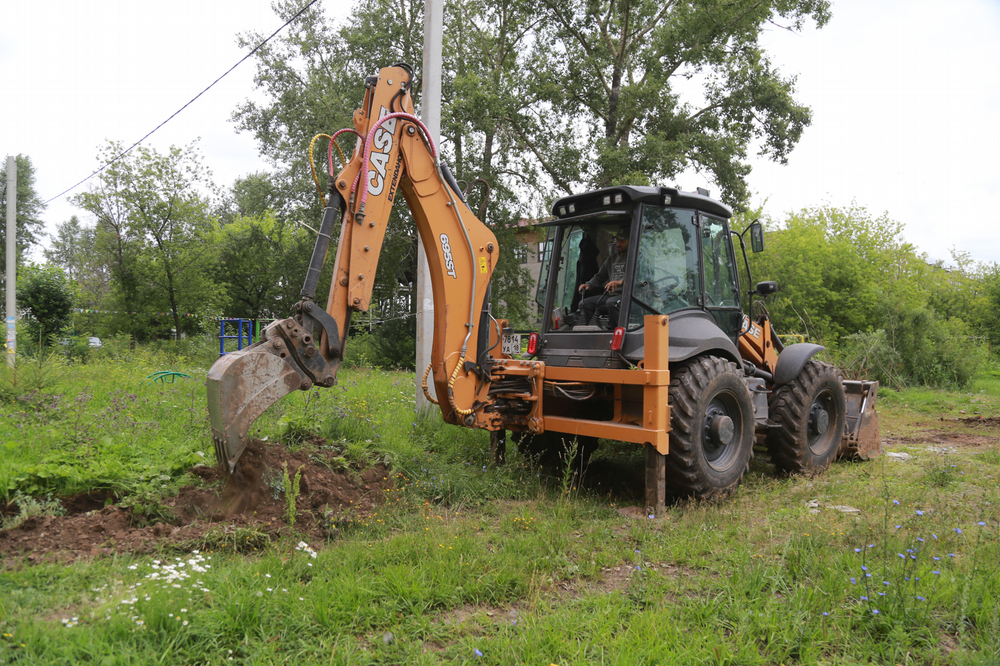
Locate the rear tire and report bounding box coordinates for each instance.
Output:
[766,360,847,475]
[664,356,755,500]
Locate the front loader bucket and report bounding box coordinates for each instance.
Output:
[207,342,311,473]
[839,380,882,460]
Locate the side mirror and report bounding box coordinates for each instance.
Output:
[749,221,764,253]
[755,281,778,296]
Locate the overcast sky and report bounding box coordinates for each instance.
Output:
[2,0,998,266]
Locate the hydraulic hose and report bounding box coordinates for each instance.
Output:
[308,134,332,207]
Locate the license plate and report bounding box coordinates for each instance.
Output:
[501,334,521,356]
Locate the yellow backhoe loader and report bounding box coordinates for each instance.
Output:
[207,63,881,510]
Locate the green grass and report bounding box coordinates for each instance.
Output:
[1,343,1000,664]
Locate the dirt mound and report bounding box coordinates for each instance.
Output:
[962,416,1000,427]
[0,440,393,566]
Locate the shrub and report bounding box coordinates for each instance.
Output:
[842,303,986,389]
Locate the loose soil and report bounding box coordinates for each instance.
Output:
[0,439,393,566]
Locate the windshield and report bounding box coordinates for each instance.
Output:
[536,206,740,335]
[627,208,700,330]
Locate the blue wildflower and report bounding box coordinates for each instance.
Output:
[872,609,880,615]
[892,500,900,505]
[978,521,986,526]
[474,648,483,657]
[954,528,963,534]
[916,510,924,516]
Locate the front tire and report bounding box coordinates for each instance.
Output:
[664,356,755,500]
[766,360,847,475]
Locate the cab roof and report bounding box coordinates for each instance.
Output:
[549,186,732,222]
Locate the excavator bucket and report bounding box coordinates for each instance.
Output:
[207,325,314,473]
[839,380,882,460]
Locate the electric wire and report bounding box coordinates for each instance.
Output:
[43,0,322,205]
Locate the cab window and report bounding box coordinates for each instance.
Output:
[628,208,699,329]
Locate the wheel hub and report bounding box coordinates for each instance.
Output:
[809,404,830,436]
[704,408,734,448]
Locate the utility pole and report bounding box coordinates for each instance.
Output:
[416,0,443,411]
[5,155,16,368]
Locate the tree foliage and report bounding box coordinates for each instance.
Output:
[212,211,320,319]
[748,203,990,388]
[17,263,74,345]
[71,142,223,340]
[526,0,829,205]
[0,155,45,280]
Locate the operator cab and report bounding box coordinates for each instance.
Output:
[534,186,743,368]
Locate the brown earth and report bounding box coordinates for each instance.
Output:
[0,439,394,567]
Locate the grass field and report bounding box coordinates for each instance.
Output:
[1,347,999,664]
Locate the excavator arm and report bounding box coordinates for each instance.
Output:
[207,64,499,471]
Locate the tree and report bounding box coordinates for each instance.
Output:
[72,141,223,340]
[0,155,46,281]
[233,0,542,330]
[44,215,96,282]
[17,263,74,345]
[746,204,989,387]
[215,172,289,225]
[749,203,922,344]
[524,0,829,205]
[212,211,320,319]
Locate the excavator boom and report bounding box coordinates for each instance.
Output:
[207,64,499,471]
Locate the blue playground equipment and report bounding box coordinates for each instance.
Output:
[218,318,276,355]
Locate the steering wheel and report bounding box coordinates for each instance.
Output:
[654,274,680,292]
[652,274,682,303]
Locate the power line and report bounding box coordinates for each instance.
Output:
[43,0,322,206]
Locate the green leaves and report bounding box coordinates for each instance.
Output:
[16,263,75,345]
[0,154,45,278]
[748,203,990,388]
[70,141,223,341]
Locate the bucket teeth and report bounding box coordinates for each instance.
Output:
[212,436,238,474]
[213,436,227,469]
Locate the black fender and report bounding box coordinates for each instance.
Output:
[627,309,741,366]
[773,343,825,385]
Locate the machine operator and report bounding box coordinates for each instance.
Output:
[577,227,630,328]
